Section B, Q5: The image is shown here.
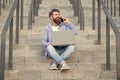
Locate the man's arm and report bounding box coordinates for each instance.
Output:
[63,18,78,35]
[41,28,50,47]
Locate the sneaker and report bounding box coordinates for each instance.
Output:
[49,63,58,70]
[60,61,70,71]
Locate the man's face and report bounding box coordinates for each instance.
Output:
[50,11,63,25]
[51,12,60,20]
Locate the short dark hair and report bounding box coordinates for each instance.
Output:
[49,9,60,17]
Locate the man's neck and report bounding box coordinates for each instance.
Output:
[52,22,59,26]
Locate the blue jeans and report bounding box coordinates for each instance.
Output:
[47,45,74,64]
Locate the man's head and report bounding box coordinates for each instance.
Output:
[49,9,60,18]
[49,9,63,25]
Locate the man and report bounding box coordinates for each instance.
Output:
[41,9,78,71]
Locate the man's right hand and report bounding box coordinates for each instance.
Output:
[48,43,53,46]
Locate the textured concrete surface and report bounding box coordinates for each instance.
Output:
[1,0,119,80]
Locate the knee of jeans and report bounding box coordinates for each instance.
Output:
[47,45,55,53]
[68,45,75,52]
[47,45,52,49]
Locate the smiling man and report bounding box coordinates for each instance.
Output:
[41,9,78,71]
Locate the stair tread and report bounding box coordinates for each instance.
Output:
[0,0,118,80]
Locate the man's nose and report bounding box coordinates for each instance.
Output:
[56,15,60,17]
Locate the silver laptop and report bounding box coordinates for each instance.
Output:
[51,30,75,46]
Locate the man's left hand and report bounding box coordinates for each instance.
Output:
[63,18,70,24]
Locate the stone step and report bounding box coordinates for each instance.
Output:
[40,0,71,7]
[0,0,32,30]
[0,4,12,30]
[38,6,74,17]
[5,63,116,80]
[0,3,12,16]
[33,16,78,27]
[12,62,102,71]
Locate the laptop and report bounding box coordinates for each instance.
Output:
[51,30,75,46]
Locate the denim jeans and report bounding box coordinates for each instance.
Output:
[47,45,74,64]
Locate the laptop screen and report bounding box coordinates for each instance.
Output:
[51,30,75,46]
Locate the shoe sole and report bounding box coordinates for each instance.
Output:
[60,68,70,72]
[49,68,58,70]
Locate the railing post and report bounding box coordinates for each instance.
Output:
[0,0,1,16]
[77,0,80,23]
[110,0,113,16]
[78,0,84,30]
[106,18,111,70]
[113,0,116,16]
[33,0,38,16]
[119,0,120,16]
[36,0,39,16]
[116,32,120,80]
[80,0,84,30]
[40,0,42,4]
[72,0,75,10]
[20,0,23,29]
[3,0,5,8]
[74,0,78,16]
[33,0,35,16]
[32,10,34,23]
[107,0,109,9]
[69,0,72,4]
[0,33,6,80]
[32,0,35,23]
[28,10,33,30]
[92,0,95,30]
[97,0,101,44]
[16,0,19,44]
[9,17,13,70]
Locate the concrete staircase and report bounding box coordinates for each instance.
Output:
[3,0,118,80]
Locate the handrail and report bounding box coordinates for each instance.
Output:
[2,1,18,32]
[0,0,23,80]
[100,0,119,34]
[28,0,42,29]
[92,0,118,30]
[97,0,120,79]
[69,0,85,30]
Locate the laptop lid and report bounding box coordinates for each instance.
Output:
[51,30,75,46]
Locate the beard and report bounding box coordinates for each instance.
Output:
[53,17,63,25]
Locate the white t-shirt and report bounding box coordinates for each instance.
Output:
[52,26,59,31]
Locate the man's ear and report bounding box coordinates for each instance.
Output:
[50,16,53,20]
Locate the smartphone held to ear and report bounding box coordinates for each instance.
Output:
[60,17,64,22]
[60,17,67,22]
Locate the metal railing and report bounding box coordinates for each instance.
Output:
[119,0,120,16]
[28,0,42,29]
[92,0,119,30]
[94,0,120,79]
[69,0,84,30]
[0,0,13,15]
[28,0,35,30]
[2,0,13,8]
[104,0,117,16]
[0,0,1,15]
[0,0,23,80]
